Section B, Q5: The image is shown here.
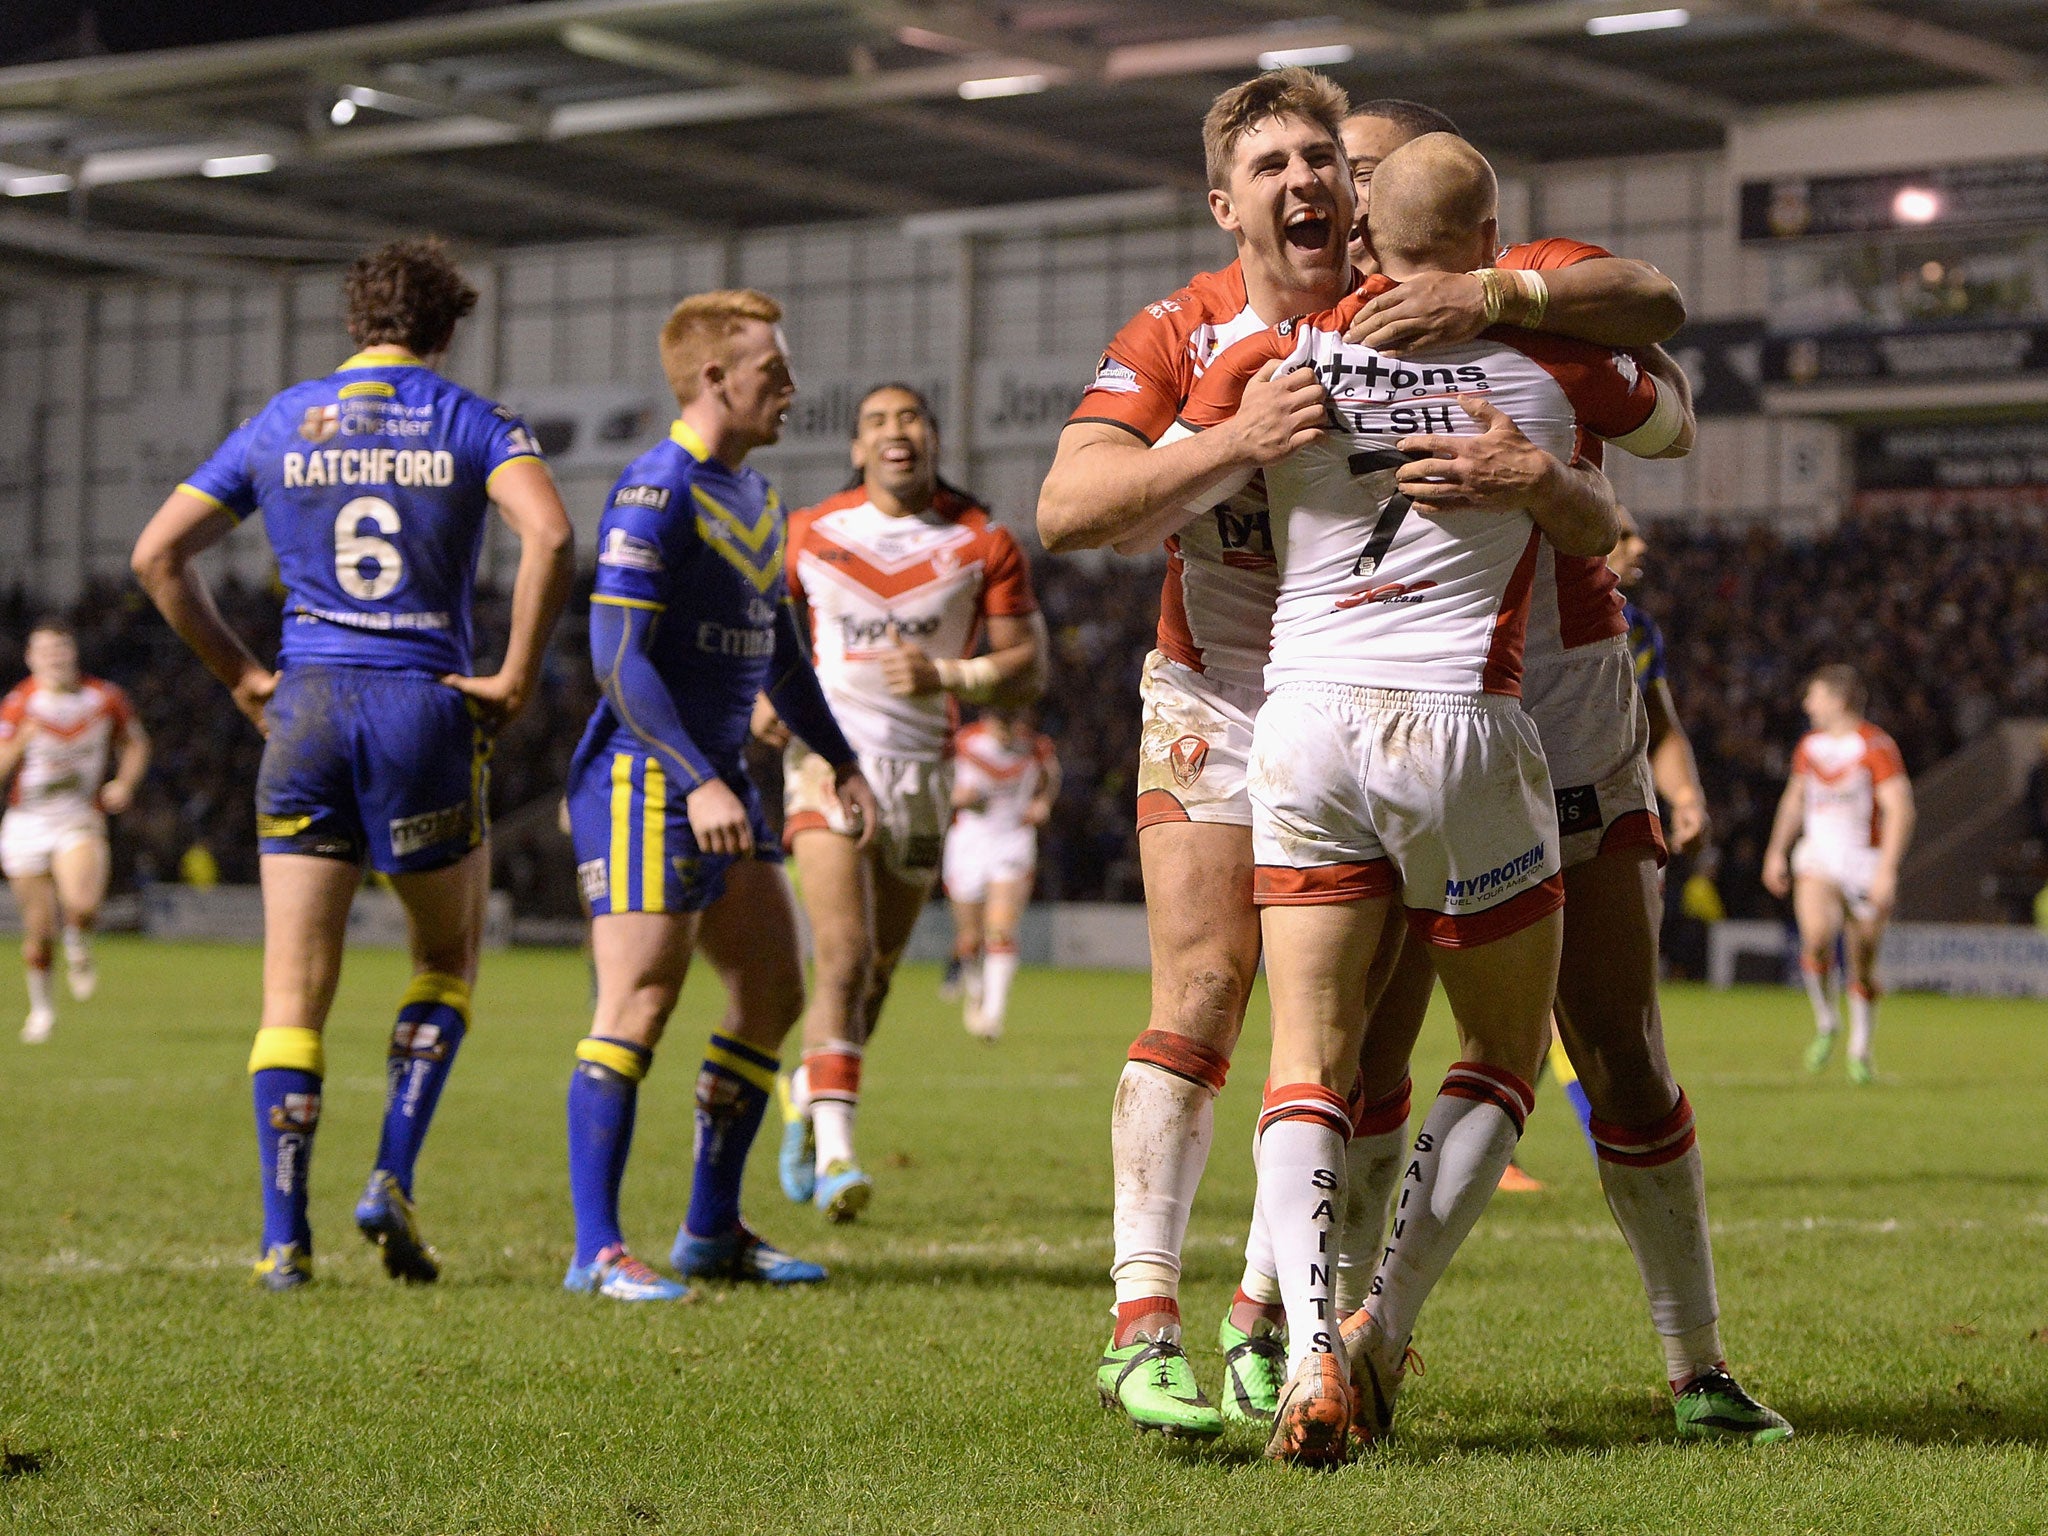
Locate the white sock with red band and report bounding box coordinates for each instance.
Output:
[25,961,53,1015]
[1110,1031,1229,1311]
[981,941,1020,1031]
[1337,1077,1412,1315]
[1800,958,1838,1037]
[1847,984,1878,1063]
[1256,1082,1352,1377]
[1590,1090,1725,1387]
[1366,1063,1533,1360]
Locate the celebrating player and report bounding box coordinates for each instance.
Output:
[1182,132,1687,1462]
[561,290,880,1302]
[942,710,1059,1040]
[1763,664,1914,1083]
[132,239,575,1290]
[1038,72,1683,1441]
[768,384,1043,1222]
[0,618,149,1043]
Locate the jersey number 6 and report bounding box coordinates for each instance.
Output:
[335,496,404,600]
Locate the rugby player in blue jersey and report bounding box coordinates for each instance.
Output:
[560,289,879,1301]
[132,240,575,1290]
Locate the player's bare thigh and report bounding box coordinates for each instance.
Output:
[257,853,363,1036]
[1791,875,1846,960]
[1553,846,1678,1121]
[697,858,806,1054]
[1355,926,1433,1101]
[791,828,875,1044]
[49,832,110,926]
[1261,896,1394,1088]
[1139,818,1260,1053]
[589,909,703,1049]
[388,843,490,987]
[982,875,1033,943]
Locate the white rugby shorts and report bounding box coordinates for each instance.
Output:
[1248,682,1563,947]
[1523,635,1666,871]
[1135,649,1263,832]
[784,740,952,886]
[0,802,106,879]
[1792,839,1883,921]
[942,821,1036,903]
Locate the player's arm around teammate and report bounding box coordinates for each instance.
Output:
[134,239,573,1289]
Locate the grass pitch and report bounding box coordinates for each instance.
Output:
[3,936,2046,1534]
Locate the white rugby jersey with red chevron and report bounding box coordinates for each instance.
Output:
[952,720,1056,835]
[1793,723,1905,857]
[786,487,1037,762]
[1182,279,1682,698]
[0,677,134,810]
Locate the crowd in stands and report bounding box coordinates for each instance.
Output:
[5,502,2041,925]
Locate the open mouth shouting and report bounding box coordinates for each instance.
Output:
[1284,205,1335,254]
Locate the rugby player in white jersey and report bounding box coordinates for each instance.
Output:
[1038,70,1673,1439]
[0,618,149,1043]
[1764,664,1914,1083]
[766,384,1045,1221]
[943,710,1058,1040]
[1181,132,1697,1461]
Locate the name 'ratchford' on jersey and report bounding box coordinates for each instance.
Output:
[1181,278,1682,698]
[178,350,543,676]
[573,419,795,782]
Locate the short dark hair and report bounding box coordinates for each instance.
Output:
[27,615,73,641]
[1809,663,1868,713]
[1348,98,1462,140]
[342,238,479,356]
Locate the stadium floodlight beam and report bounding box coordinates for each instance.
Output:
[957,73,1050,100]
[201,153,278,178]
[330,97,358,125]
[1258,43,1356,69]
[1892,187,1941,224]
[5,171,75,196]
[1585,8,1690,35]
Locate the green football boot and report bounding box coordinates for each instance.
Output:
[1217,1315,1286,1424]
[1847,1055,1875,1086]
[1674,1367,1793,1444]
[1802,1032,1835,1073]
[1096,1332,1224,1439]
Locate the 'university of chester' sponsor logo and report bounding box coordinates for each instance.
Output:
[598,528,665,573]
[299,404,340,444]
[577,858,608,904]
[1335,579,1438,609]
[612,484,671,511]
[1169,734,1209,789]
[1090,354,1141,395]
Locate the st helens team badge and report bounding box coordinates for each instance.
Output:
[1169,734,1209,789]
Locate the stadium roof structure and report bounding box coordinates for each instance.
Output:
[0,0,2043,283]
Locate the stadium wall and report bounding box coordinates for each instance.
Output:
[0,145,1840,601]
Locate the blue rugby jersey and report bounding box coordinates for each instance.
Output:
[179,350,543,675]
[1622,598,1667,694]
[573,420,828,786]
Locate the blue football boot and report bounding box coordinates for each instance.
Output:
[776,1074,816,1204]
[671,1222,827,1285]
[563,1246,695,1302]
[355,1170,440,1284]
[813,1159,873,1224]
[253,1242,313,1291]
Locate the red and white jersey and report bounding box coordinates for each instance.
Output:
[1182,277,1680,697]
[787,487,1037,762]
[0,676,134,811]
[1070,263,1307,693]
[952,721,1057,835]
[1793,723,1906,855]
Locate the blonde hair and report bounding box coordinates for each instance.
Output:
[1202,67,1348,190]
[1365,132,1496,267]
[659,288,783,403]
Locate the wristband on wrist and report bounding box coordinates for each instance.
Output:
[934,654,1002,703]
[1475,267,1549,330]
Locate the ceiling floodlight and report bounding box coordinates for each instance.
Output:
[1892,187,1940,224]
[201,153,278,178]
[329,97,358,125]
[5,171,75,196]
[1258,44,1356,69]
[1586,8,1690,35]
[958,74,1050,100]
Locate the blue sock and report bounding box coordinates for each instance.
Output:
[249,1027,325,1252]
[685,1034,777,1240]
[373,974,471,1197]
[1564,1078,1597,1155]
[568,1036,651,1266]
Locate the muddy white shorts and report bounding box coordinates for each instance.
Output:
[1136,649,1264,832]
[1523,635,1665,871]
[784,740,951,886]
[0,802,105,879]
[1792,839,1882,921]
[1248,682,1563,947]
[942,819,1036,903]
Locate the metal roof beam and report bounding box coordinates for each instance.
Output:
[584,133,950,217]
[374,159,712,238]
[1754,2,2048,87]
[0,206,260,280]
